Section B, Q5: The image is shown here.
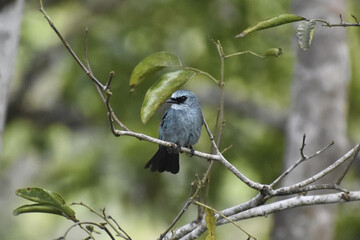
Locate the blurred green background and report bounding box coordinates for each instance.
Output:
[1,0,360,239]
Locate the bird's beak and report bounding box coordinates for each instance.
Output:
[166,98,177,104]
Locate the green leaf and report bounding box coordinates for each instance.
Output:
[13,204,64,216]
[205,208,216,240]
[296,20,316,50]
[12,203,78,222]
[141,69,196,124]
[129,51,182,90]
[15,187,65,205]
[236,14,306,37]
[14,188,78,222]
[264,48,283,57]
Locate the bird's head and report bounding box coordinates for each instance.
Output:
[167,90,200,108]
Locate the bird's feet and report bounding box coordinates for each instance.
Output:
[186,146,195,157]
[175,144,182,153]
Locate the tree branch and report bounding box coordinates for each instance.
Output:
[273,144,360,195]
[220,191,360,224]
[316,14,360,28]
[270,134,334,188]
[163,190,360,240]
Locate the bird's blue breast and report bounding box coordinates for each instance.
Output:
[159,106,203,147]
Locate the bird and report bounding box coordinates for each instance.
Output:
[145,90,203,174]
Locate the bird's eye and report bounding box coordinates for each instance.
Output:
[176,96,187,103]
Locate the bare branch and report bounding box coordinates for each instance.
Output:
[270,136,334,188]
[351,14,359,24]
[159,200,192,240]
[273,144,360,195]
[39,0,105,90]
[219,191,360,224]
[274,183,348,196]
[184,67,219,85]
[224,50,265,59]
[164,191,360,240]
[315,14,360,28]
[192,200,255,239]
[336,146,358,184]
[71,202,131,240]
[299,133,307,159]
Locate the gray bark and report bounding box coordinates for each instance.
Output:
[272,0,350,239]
[0,1,25,238]
[0,0,24,156]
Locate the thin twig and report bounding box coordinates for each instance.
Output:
[202,116,265,191]
[159,178,204,240]
[102,209,131,240]
[224,50,265,59]
[197,41,228,210]
[72,202,131,240]
[108,215,132,240]
[39,0,105,90]
[192,200,256,240]
[214,40,226,147]
[84,28,94,76]
[299,133,307,159]
[184,67,220,85]
[220,144,233,154]
[314,14,360,28]
[203,117,220,155]
[336,144,360,184]
[351,14,359,23]
[40,0,130,133]
[84,27,107,104]
[159,200,192,240]
[59,221,115,240]
[270,136,334,188]
[273,144,360,195]
[274,182,349,196]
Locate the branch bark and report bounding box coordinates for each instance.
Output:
[163,191,360,240]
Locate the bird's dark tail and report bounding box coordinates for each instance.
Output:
[145,146,179,174]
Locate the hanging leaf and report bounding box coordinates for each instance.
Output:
[205,208,216,240]
[141,69,196,124]
[236,14,306,38]
[264,48,283,57]
[14,187,78,222]
[129,51,182,90]
[15,188,65,205]
[296,20,316,50]
[13,204,64,216]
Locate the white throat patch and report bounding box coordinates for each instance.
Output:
[170,104,188,110]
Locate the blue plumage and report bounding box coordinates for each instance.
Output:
[145,90,203,174]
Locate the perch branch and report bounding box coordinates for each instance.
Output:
[163,190,360,240]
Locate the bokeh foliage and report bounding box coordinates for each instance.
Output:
[2,0,360,239]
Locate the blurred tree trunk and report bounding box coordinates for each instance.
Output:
[272,0,350,240]
[0,0,24,155]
